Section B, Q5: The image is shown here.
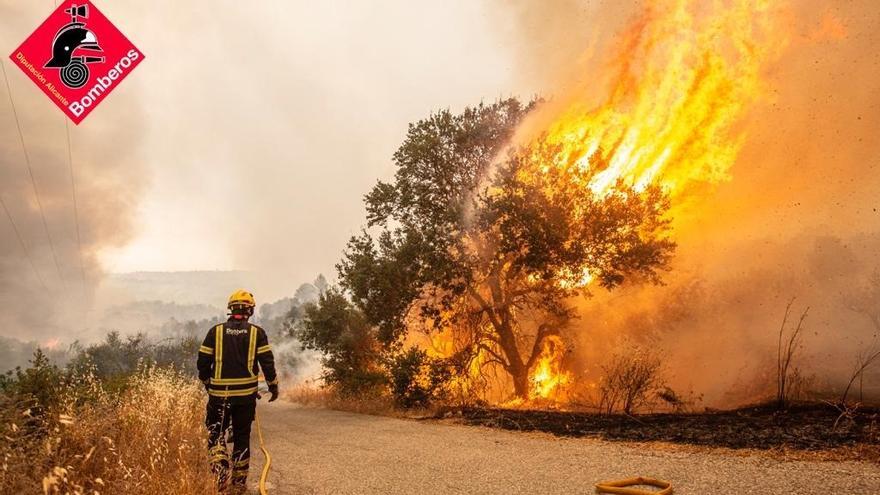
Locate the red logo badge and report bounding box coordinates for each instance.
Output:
[9,0,144,124]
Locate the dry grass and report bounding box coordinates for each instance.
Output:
[286,382,396,416]
[1,367,217,495]
[284,382,334,408]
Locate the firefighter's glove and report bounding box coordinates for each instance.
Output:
[268,384,279,402]
[202,379,210,392]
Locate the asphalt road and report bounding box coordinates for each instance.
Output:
[249,402,879,494]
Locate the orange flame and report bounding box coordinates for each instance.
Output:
[515,0,787,398]
[531,0,785,202]
[529,335,571,400]
[519,0,787,294]
[416,1,789,404]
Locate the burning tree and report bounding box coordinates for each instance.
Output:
[337,99,675,400]
[305,0,783,403]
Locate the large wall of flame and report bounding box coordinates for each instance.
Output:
[494,0,880,406]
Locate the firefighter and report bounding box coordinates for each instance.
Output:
[197,289,279,492]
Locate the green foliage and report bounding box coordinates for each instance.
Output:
[388,347,452,408]
[0,349,64,413]
[1,334,201,415]
[298,289,387,397]
[341,98,535,344]
[69,331,149,379]
[68,331,199,381]
[481,145,675,290]
[153,335,200,376]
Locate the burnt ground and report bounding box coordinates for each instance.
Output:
[440,403,880,453]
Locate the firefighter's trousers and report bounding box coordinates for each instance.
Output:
[206,397,255,488]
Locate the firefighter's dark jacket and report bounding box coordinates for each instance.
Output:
[197,318,277,402]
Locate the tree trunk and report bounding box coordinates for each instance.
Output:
[494,308,530,400]
[510,365,529,400]
[469,275,543,401]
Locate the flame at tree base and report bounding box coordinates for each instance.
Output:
[529,335,571,401]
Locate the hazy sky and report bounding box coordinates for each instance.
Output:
[0,0,606,335]
[1,1,562,299]
[92,1,536,285]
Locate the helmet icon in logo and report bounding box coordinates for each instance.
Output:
[44,4,105,89]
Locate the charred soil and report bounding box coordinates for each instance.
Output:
[442,403,880,457]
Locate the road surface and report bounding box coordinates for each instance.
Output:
[249,402,879,494]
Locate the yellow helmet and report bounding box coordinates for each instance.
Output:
[227,289,256,309]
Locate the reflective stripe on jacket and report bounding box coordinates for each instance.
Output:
[197,319,278,401]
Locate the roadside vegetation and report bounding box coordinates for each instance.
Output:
[0,277,326,494]
[0,345,216,494]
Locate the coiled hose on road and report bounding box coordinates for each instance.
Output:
[595,476,673,494]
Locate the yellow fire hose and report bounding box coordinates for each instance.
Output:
[254,408,271,495]
[595,477,673,495]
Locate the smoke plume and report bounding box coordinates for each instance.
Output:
[0,1,148,342]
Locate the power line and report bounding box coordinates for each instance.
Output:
[65,119,87,293]
[0,59,67,290]
[0,194,49,291]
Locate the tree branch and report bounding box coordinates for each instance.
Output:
[477,342,509,370]
[525,323,560,371]
[467,286,502,331]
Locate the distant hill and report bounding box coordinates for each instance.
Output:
[0,271,328,371]
[94,271,328,335]
[101,270,262,307]
[98,300,225,335]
